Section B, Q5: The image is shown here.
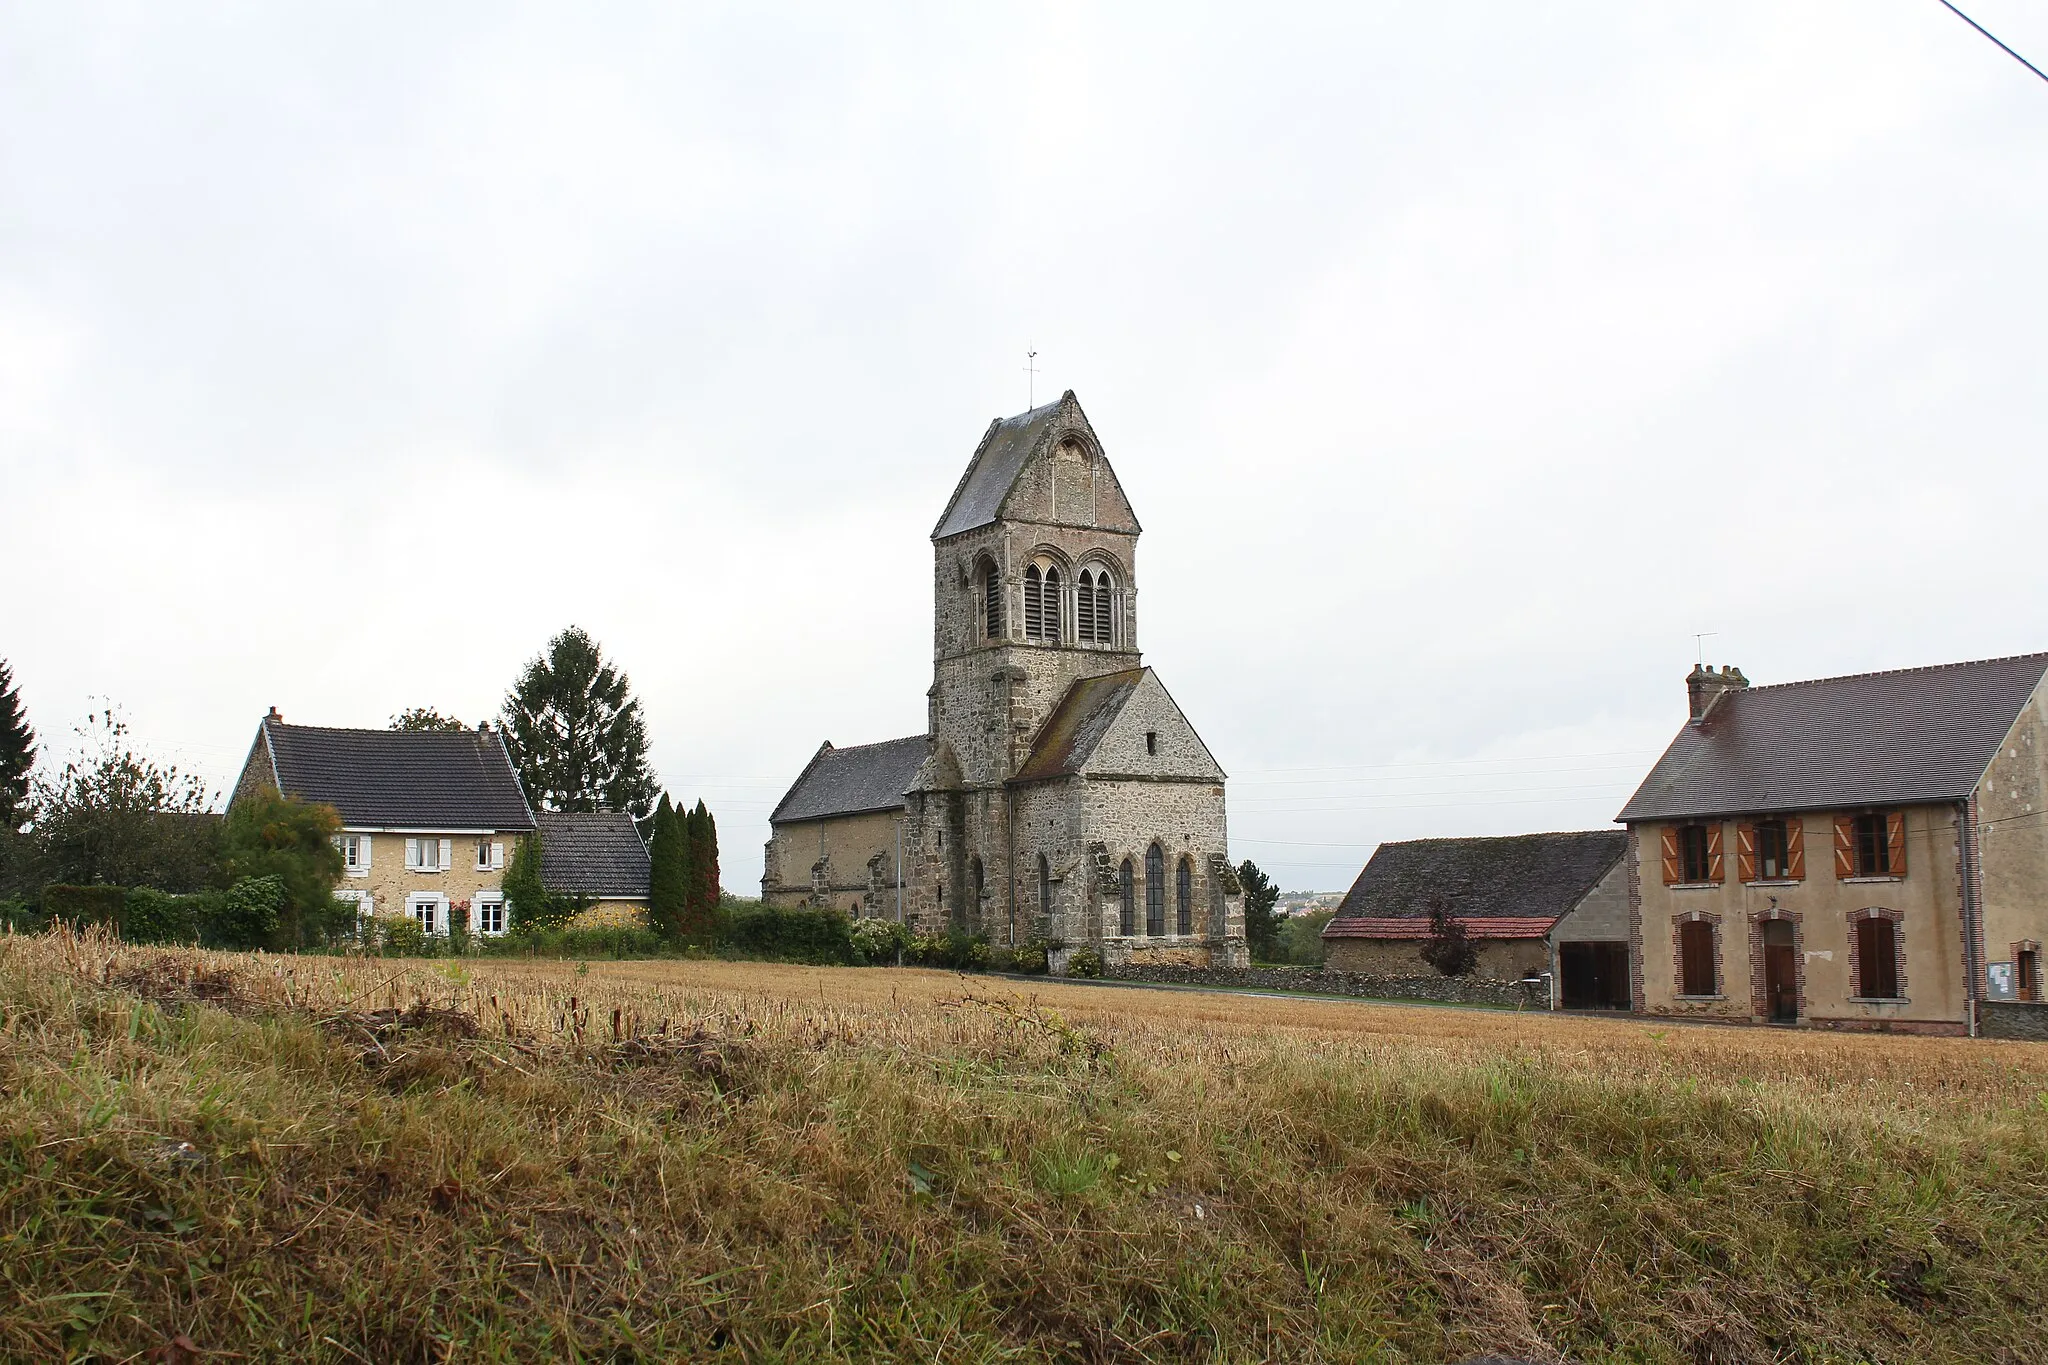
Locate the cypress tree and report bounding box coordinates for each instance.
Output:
[0,659,33,833]
[684,799,720,937]
[646,794,691,941]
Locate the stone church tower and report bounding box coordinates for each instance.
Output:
[763,391,1246,968]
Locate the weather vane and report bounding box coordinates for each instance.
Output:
[1024,346,1040,408]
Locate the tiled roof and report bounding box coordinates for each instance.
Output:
[770,735,930,823]
[1013,669,1146,782]
[1328,831,1626,929]
[537,811,650,898]
[258,720,536,831]
[1617,653,2048,822]
[1324,916,1557,941]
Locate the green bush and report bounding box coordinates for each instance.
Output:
[848,916,909,965]
[0,899,35,934]
[1064,947,1102,979]
[43,884,127,929]
[484,926,670,959]
[718,902,854,964]
[1012,938,1052,975]
[905,931,990,972]
[123,887,200,945]
[205,877,284,950]
[380,917,429,958]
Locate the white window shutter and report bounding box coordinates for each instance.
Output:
[359,834,371,871]
[405,838,419,870]
[439,839,453,872]
[491,841,505,871]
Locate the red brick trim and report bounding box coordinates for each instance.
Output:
[1672,908,1723,997]
[1747,906,1805,1021]
[1845,905,1907,999]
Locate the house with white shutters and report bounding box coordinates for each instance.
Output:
[229,708,538,936]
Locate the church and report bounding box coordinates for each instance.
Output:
[762,391,1247,969]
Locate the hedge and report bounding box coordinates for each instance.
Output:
[42,885,127,929]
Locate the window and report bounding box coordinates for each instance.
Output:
[1176,856,1193,935]
[1023,563,1062,642]
[1679,919,1717,996]
[1145,731,1157,756]
[1077,567,1115,644]
[408,837,443,872]
[1754,819,1788,880]
[1038,853,1051,920]
[475,839,493,870]
[1678,824,1711,883]
[1844,813,1901,878]
[1145,844,1165,935]
[980,559,1003,640]
[474,896,506,936]
[338,834,365,873]
[971,857,984,912]
[1119,859,1135,935]
[1855,917,1900,998]
[410,895,441,935]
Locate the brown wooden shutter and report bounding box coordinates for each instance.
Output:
[1886,810,1907,877]
[1784,817,1805,881]
[1735,822,1757,884]
[1660,827,1681,884]
[1833,815,1855,879]
[1705,823,1725,883]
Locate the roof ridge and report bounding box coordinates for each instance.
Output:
[822,734,929,755]
[269,720,487,738]
[1379,829,1622,847]
[1739,651,2048,696]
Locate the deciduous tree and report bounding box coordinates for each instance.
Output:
[221,791,347,948]
[500,628,658,830]
[32,708,219,892]
[389,707,470,732]
[1419,896,1478,977]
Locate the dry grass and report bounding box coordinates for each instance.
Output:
[4,931,2046,1363]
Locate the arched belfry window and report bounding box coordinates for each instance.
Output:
[1024,562,1063,643]
[1118,858,1135,935]
[1145,844,1165,936]
[980,559,1002,641]
[1077,566,1116,644]
[1176,856,1193,935]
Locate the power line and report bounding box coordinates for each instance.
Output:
[1936,0,2048,85]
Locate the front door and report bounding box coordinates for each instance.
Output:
[1762,920,1797,1022]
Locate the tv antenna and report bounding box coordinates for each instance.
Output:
[1023,346,1040,408]
[1694,632,1718,666]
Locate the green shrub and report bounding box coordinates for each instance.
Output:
[1013,938,1052,975]
[905,931,990,972]
[204,877,284,951]
[483,927,669,959]
[380,917,429,958]
[849,916,909,966]
[123,887,199,945]
[0,899,34,933]
[1065,947,1102,979]
[43,884,127,929]
[718,902,854,964]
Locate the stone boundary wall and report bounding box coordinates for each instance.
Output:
[1101,961,1545,1009]
[1981,1000,2048,1042]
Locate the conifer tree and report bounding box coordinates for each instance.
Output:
[500,627,659,831]
[684,799,720,936]
[0,659,34,833]
[646,794,692,941]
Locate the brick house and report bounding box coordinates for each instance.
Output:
[1320,831,1631,1008]
[231,709,536,936]
[761,391,1246,968]
[1618,655,2048,1034]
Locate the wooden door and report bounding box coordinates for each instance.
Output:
[1762,920,1798,1022]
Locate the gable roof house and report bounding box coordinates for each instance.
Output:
[536,811,652,927]
[1321,831,1631,1008]
[1617,655,2048,1036]
[230,708,536,937]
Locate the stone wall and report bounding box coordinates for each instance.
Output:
[1101,961,1546,1008]
[1325,936,1546,980]
[1981,1000,2048,1042]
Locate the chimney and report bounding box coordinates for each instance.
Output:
[267,706,283,724]
[1687,664,1748,722]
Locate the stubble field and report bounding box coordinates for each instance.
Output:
[3,931,2045,1363]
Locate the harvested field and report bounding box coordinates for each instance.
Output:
[3,930,2046,1363]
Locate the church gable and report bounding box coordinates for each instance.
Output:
[931,390,1139,541]
[1082,670,1223,781]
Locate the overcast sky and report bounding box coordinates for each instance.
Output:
[6,3,2047,893]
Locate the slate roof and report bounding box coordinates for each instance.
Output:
[1013,669,1146,782]
[537,811,650,898]
[1326,831,1627,938]
[256,719,536,831]
[770,735,931,823]
[931,396,1066,540]
[1616,653,2048,823]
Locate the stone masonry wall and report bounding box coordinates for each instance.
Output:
[1981,1000,2048,1042]
[1102,962,1547,1008]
